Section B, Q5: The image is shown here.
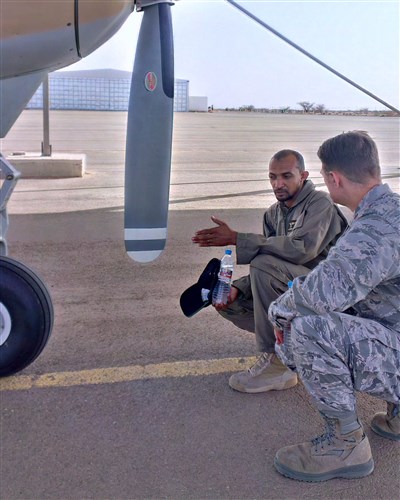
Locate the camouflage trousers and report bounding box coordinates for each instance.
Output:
[276,311,400,419]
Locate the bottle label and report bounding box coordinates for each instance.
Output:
[219,269,232,282]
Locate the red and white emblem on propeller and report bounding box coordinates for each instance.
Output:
[144,71,157,91]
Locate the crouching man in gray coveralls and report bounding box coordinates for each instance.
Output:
[192,150,347,393]
[269,131,400,482]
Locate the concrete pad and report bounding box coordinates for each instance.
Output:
[6,152,86,178]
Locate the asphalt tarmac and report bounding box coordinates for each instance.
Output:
[1,110,399,499]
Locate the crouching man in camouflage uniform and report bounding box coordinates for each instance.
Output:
[269,131,399,482]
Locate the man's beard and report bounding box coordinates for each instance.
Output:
[274,183,304,202]
[274,189,293,201]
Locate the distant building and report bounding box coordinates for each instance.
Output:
[189,96,208,112]
[26,69,191,112]
[175,78,190,112]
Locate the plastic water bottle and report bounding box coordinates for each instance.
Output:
[283,280,296,370]
[283,280,293,347]
[212,249,234,306]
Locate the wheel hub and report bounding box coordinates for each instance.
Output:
[0,301,12,346]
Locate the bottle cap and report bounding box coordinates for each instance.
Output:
[225,249,232,255]
[287,280,293,288]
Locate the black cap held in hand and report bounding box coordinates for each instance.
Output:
[180,258,221,317]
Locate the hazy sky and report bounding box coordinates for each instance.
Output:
[65,0,399,111]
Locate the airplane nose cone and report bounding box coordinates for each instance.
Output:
[77,0,134,57]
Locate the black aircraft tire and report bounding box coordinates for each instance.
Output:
[0,256,54,377]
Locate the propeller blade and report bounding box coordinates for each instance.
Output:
[125,2,174,263]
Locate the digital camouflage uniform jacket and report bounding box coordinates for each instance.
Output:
[233,180,347,295]
[269,183,400,337]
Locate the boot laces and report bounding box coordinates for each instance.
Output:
[248,352,274,375]
[388,402,399,419]
[312,417,337,452]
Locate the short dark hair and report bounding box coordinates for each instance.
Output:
[270,149,305,172]
[317,131,381,184]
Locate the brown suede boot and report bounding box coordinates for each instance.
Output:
[274,416,374,482]
[371,402,400,442]
[228,353,297,393]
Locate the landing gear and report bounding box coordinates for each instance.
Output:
[1,155,53,377]
[0,256,54,377]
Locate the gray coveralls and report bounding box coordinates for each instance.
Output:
[269,184,400,420]
[220,180,347,352]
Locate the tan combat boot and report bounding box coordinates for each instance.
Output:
[274,416,374,482]
[228,352,297,393]
[371,402,400,442]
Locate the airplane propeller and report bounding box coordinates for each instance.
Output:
[124,1,174,263]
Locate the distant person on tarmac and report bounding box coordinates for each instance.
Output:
[192,149,347,393]
[269,131,400,482]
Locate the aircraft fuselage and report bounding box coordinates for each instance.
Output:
[0,0,135,79]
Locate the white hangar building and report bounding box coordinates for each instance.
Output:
[27,69,207,112]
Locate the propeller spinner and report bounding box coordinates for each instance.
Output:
[125,0,174,263]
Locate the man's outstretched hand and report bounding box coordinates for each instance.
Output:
[192,216,238,247]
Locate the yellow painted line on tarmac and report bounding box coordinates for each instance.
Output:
[0,356,257,392]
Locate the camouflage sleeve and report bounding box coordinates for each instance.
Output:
[268,287,296,330]
[237,196,341,265]
[268,215,399,327]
